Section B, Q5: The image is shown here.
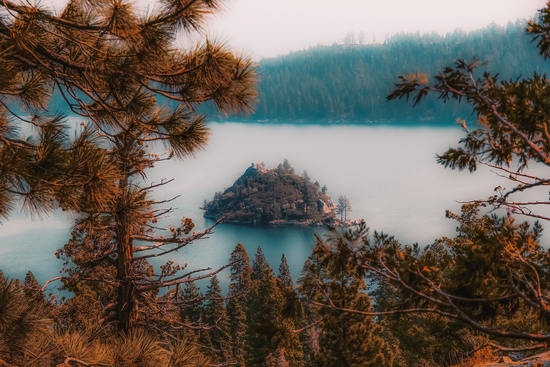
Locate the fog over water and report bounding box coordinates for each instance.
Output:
[1,121,546,290]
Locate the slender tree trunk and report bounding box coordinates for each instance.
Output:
[116,226,135,331]
[116,181,135,332]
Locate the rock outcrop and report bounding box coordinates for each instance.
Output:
[203,162,338,225]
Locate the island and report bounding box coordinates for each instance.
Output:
[203,161,356,226]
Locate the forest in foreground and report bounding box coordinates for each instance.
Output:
[4,0,550,366]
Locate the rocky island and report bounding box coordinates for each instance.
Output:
[203,160,343,226]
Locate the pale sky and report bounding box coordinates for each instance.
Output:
[40,0,548,59]
[203,0,547,59]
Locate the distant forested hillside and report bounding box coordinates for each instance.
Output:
[225,20,550,124]
[46,20,550,124]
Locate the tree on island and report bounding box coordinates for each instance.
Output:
[305,0,550,354]
[337,195,352,221]
[0,0,256,334]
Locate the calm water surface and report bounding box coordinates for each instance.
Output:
[0,121,540,290]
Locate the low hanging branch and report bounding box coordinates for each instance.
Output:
[0,0,257,334]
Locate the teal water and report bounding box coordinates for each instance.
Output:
[1,121,542,291]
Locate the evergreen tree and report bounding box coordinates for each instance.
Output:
[22,271,42,300]
[228,243,252,296]
[180,281,204,330]
[283,159,294,173]
[227,243,252,367]
[278,254,293,288]
[227,298,248,367]
[301,171,316,216]
[203,275,232,364]
[0,276,53,365]
[0,0,257,332]
[247,248,284,367]
[299,225,394,367]
[247,247,305,367]
[337,195,352,221]
[252,246,270,281]
[358,31,366,45]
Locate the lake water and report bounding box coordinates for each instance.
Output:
[1,121,546,291]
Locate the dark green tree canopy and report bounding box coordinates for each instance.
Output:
[298,224,395,367]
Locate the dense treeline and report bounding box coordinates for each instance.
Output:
[44,20,548,125]
[3,219,543,367]
[221,20,550,123]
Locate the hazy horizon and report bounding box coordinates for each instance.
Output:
[204,0,547,59]
[36,0,549,60]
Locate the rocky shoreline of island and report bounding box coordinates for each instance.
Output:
[204,215,365,227]
[266,218,364,227]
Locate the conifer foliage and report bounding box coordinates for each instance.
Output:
[0,0,257,332]
[226,243,252,367]
[0,271,213,366]
[299,3,550,353]
[202,275,232,364]
[298,225,394,367]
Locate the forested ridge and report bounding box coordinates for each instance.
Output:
[44,20,549,125]
[227,20,550,124]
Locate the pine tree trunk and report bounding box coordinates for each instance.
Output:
[116,225,135,332]
[116,180,136,332]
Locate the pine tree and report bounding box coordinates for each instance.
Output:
[247,248,283,367]
[252,246,270,281]
[299,225,394,367]
[0,276,54,366]
[180,281,204,332]
[301,171,316,216]
[278,254,293,288]
[227,299,247,367]
[229,243,253,296]
[227,243,253,367]
[22,271,43,300]
[283,159,294,173]
[336,195,352,221]
[247,247,305,367]
[0,0,257,332]
[203,275,232,364]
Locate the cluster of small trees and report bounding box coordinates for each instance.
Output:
[336,195,352,221]
[203,160,335,223]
